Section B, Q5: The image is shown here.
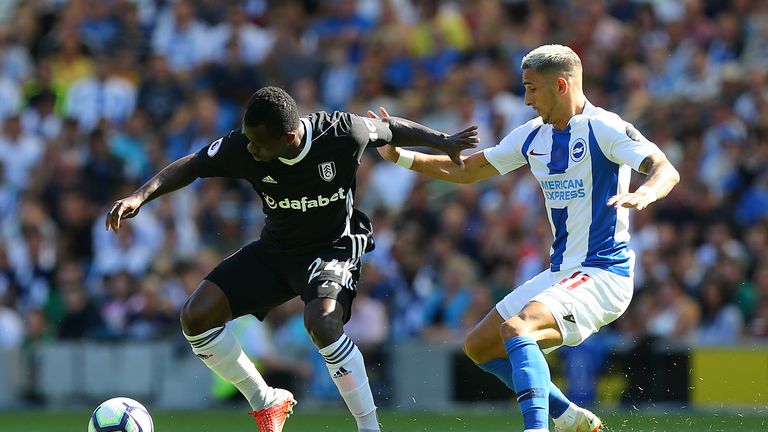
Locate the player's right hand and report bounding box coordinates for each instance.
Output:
[439,125,479,168]
[106,195,143,233]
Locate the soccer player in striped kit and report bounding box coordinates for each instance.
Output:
[372,45,680,432]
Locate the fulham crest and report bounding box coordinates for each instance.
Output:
[318,161,336,182]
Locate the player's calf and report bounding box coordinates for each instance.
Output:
[305,299,380,432]
[182,282,280,413]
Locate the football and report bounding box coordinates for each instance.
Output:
[87,397,154,432]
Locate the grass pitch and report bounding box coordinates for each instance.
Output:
[0,408,766,431]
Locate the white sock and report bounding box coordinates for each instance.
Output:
[319,334,380,432]
[185,326,278,411]
[552,402,579,429]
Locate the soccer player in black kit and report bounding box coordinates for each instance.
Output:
[106,87,478,432]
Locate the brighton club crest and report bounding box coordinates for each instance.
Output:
[318,161,336,182]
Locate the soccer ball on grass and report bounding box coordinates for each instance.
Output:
[88,397,154,432]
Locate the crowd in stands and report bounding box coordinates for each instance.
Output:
[0,0,767,404]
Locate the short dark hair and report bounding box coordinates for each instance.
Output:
[242,86,299,136]
[521,44,582,77]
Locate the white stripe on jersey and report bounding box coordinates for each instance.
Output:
[483,101,660,277]
[341,188,363,290]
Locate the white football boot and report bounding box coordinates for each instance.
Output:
[554,405,602,432]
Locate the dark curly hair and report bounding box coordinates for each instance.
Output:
[242,86,300,137]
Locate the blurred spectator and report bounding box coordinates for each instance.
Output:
[741,1,768,70]
[22,59,64,118]
[165,91,227,160]
[112,1,152,60]
[124,274,176,340]
[91,211,162,277]
[0,114,43,191]
[151,0,212,74]
[64,57,137,132]
[54,190,96,262]
[209,3,274,66]
[346,262,389,349]
[55,260,106,340]
[109,111,152,181]
[421,253,476,343]
[408,0,471,60]
[319,46,358,111]
[137,54,187,129]
[48,33,94,96]
[78,0,120,54]
[0,25,32,84]
[261,2,321,89]
[0,290,24,348]
[21,90,62,141]
[83,128,125,204]
[306,0,373,64]
[644,279,701,342]
[387,224,436,341]
[4,199,57,312]
[696,280,744,344]
[202,35,264,123]
[100,271,134,338]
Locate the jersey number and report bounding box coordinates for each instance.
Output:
[307,258,353,284]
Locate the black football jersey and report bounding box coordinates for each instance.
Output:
[192,111,392,252]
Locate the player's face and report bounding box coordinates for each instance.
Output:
[522,68,560,124]
[243,125,292,161]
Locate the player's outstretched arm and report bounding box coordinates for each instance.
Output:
[607,152,680,210]
[368,107,498,184]
[368,107,478,166]
[106,153,199,232]
[377,140,499,184]
[412,151,500,184]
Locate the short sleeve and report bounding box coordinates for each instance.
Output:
[591,115,662,171]
[192,130,248,178]
[483,119,542,175]
[348,114,393,151]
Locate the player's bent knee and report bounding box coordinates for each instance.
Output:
[180,283,230,336]
[463,329,505,364]
[462,337,482,364]
[180,297,206,335]
[463,332,489,363]
[305,313,343,348]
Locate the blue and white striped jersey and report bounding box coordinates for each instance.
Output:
[483,101,660,277]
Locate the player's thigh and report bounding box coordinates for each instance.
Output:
[464,270,554,363]
[285,247,359,324]
[463,308,507,364]
[204,241,298,320]
[533,268,633,349]
[495,270,555,320]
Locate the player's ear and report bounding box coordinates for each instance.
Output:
[557,77,568,95]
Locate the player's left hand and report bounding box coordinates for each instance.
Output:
[607,189,655,210]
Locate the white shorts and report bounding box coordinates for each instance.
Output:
[495,267,633,352]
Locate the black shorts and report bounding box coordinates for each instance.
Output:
[205,238,368,323]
